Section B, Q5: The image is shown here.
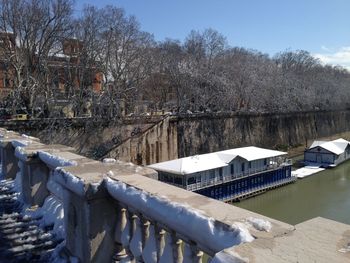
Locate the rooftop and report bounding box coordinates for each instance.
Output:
[309,138,350,155]
[148,146,287,175]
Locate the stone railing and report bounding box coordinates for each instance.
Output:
[1,128,348,263]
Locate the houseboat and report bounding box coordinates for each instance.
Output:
[304,138,350,167]
[148,146,295,202]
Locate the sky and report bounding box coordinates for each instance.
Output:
[75,0,350,70]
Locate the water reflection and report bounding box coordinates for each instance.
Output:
[235,160,350,225]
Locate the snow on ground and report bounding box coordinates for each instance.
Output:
[0,177,63,262]
[106,177,255,254]
[292,166,325,179]
[23,195,65,240]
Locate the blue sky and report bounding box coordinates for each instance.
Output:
[75,0,350,69]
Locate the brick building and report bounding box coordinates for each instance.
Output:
[0,33,103,100]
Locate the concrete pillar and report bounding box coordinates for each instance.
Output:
[15,145,75,206]
[0,134,41,179]
[21,156,50,206]
[54,164,118,263]
[0,140,20,179]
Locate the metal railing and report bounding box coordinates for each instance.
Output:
[186,159,292,191]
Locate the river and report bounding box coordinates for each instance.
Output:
[235,160,350,225]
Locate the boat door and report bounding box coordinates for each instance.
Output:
[316,154,322,163]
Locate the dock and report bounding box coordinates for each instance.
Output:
[292,166,325,179]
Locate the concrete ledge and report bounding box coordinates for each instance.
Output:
[231,217,350,262]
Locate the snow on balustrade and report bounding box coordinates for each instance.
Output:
[102,176,274,262]
[38,151,78,168]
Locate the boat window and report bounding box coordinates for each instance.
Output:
[174,177,183,185]
[187,177,195,185]
[230,163,234,174]
[209,170,215,179]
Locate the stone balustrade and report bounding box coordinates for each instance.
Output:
[0,127,349,263]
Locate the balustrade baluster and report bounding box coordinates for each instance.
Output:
[173,237,183,263]
[158,229,174,263]
[157,228,166,259]
[142,223,157,263]
[130,213,143,260]
[193,248,204,263]
[142,220,150,249]
[114,206,131,261]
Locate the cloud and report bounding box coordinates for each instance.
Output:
[313,46,350,71]
[320,45,331,52]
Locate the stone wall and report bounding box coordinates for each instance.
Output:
[175,110,350,157]
[4,110,350,165]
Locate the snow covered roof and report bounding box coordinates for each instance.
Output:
[148,146,286,175]
[308,138,350,155]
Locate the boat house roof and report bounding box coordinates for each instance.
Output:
[148,146,287,175]
[308,138,350,155]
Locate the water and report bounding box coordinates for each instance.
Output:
[235,160,350,225]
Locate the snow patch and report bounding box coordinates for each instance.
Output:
[47,176,65,200]
[106,178,254,253]
[211,249,248,263]
[12,139,33,148]
[107,170,114,177]
[338,244,350,253]
[15,146,27,161]
[103,158,116,163]
[24,195,65,240]
[21,134,37,140]
[38,151,77,168]
[246,217,272,232]
[53,169,85,196]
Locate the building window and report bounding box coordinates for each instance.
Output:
[264,158,267,166]
[230,164,234,174]
[219,168,223,178]
[248,162,252,169]
[241,163,245,172]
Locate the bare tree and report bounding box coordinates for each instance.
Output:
[0,0,74,115]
